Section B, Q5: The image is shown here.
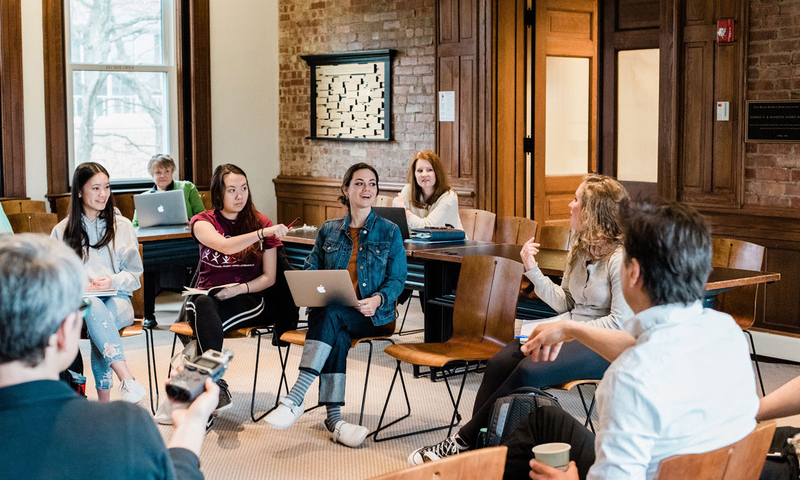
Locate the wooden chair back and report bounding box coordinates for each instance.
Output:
[536,225,571,251]
[7,212,58,234]
[198,190,213,211]
[1,199,47,215]
[452,255,521,347]
[712,238,765,330]
[459,208,496,242]
[368,446,507,480]
[655,421,776,480]
[113,193,137,220]
[375,194,395,207]
[496,216,538,245]
[55,197,71,221]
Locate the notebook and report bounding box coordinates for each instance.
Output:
[372,206,410,240]
[134,189,189,228]
[284,270,360,308]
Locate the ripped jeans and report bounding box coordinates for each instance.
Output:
[84,295,134,390]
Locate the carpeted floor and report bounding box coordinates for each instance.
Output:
[77,291,800,479]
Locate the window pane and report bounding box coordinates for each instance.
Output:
[545,56,590,176]
[617,49,659,183]
[72,71,168,180]
[69,0,164,65]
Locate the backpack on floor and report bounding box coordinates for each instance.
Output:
[485,387,562,447]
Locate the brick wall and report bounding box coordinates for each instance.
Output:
[278,0,436,183]
[745,0,800,208]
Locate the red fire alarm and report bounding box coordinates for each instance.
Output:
[717,19,734,43]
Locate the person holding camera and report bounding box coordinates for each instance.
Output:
[0,234,219,480]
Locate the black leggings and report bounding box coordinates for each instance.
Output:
[459,339,610,446]
[503,406,596,480]
[187,285,298,353]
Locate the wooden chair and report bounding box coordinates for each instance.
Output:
[1,199,47,215]
[198,190,213,211]
[654,420,776,480]
[368,446,508,480]
[712,237,766,396]
[113,193,137,220]
[458,208,496,242]
[536,225,572,251]
[54,197,71,221]
[549,379,599,433]
[375,194,395,207]
[6,212,58,234]
[495,216,538,245]
[373,255,523,441]
[275,320,402,426]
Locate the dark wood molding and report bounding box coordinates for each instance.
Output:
[658,0,678,201]
[0,0,25,198]
[42,0,212,198]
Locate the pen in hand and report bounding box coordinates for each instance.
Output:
[286,217,301,229]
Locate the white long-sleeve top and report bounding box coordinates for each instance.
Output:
[52,212,142,296]
[523,247,632,329]
[397,184,464,230]
[589,302,760,479]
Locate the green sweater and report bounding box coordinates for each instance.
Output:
[0,207,12,234]
[132,179,206,227]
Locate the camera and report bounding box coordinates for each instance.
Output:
[166,349,233,403]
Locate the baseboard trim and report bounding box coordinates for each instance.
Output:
[752,331,800,363]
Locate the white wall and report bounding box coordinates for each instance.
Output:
[19,0,281,219]
[209,0,280,219]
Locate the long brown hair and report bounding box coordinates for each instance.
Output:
[406,150,452,209]
[210,164,263,261]
[569,174,628,263]
[338,163,380,209]
[63,162,117,260]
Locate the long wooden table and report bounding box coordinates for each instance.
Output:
[136,226,198,322]
[414,243,781,342]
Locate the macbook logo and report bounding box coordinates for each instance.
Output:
[157,205,165,213]
[316,285,326,293]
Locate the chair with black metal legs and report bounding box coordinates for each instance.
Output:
[549,379,599,433]
[372,255,522,442]
[274,319,404,427]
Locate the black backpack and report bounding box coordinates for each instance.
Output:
[485,387,562,447]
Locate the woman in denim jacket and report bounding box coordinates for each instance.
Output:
[265,163,407,448]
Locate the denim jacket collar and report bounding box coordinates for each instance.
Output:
[336,209,378,236]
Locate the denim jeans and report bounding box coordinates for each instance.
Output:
[85,295,134,390]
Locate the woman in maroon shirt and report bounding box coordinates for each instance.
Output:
[187,163,298,412]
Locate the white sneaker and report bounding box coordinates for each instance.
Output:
[119,379,147,404]
[330,420,369,448]
[264,397,305,430]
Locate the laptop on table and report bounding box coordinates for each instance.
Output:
[134,189,189,228]
[285,270,360,308]
[372,206,410,240]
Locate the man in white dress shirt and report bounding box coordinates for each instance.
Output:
[502,201,760,480]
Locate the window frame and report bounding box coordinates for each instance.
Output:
[43,0,211,205]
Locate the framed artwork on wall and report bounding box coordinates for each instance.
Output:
[301,49,395,141]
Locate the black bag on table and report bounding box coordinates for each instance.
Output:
[485,386,562,447]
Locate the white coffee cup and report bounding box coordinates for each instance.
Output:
[532,442,571,472]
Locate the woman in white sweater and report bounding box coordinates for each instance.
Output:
[52,162,146,403]
[393,150,464,231]
[409,174,633,465]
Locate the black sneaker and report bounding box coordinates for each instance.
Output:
[143,317,158,329]
[215,379,232,412]
[407,435,468,465]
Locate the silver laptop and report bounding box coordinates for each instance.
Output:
[134,190,189,228]
[285,270,359,308]
[372,206,410,240]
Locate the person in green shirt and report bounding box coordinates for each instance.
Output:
[0,207,12,234]
[132,154,206,228]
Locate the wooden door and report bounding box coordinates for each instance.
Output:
[532,0,597,225]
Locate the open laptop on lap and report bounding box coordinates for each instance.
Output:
[134,189,189,228]
[372,206,410,240]
[285,270,359,308]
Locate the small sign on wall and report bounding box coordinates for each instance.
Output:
[439,91,455,122]
[746,100,800,142]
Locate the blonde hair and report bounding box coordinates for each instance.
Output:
[570,174,629,261]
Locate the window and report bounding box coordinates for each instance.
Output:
[64,0,178,184]
[616,49,659,183]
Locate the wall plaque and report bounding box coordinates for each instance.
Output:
[302,50,395,141]
[746,100,800,142]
